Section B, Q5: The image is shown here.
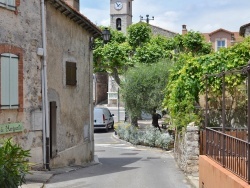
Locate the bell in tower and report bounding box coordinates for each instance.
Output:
[116,18,122,31]
[110,0,133,34]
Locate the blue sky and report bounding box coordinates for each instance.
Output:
[80,0,250,34]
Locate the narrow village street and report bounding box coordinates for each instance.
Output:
[44,129,194,188]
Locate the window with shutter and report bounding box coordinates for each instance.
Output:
[66,62,77,86]
[0,53,19,109]
[0,0,16,10]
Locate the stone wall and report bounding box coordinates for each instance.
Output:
[174,125,199,176]
[245,26,250,37]
[150,25,177,38]
[0,1,43,166]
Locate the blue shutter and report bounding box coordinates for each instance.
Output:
[1,54,10,109]
[9,54,18,108]
[7,0,15,6]
[0,0,6,4]
[1,53,19,109]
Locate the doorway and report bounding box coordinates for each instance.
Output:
[50,101,57,158]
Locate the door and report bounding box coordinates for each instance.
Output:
[50,101,57,158]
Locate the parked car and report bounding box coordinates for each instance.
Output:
[94,107,114,132]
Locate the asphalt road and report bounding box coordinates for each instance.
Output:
[45,131,193,188]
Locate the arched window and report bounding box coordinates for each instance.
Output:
[116,18,122,31]
[1,53,19,109]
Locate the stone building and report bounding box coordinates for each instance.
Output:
[149,24,177,38]
[0,0,101,169]
[110,0,133,35]
[239,23,250,37]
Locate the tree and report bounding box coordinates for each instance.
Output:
[93,28,130,85]
[163,37,250,130]
[93,23,155,85]
[121,60,171,126]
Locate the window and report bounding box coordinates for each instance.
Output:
[1,53,19,109]
[116,18,122,31]
[66,62,77,86]
[216,39,226,51]
[0,0,16,10]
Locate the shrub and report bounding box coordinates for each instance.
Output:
[115,124,174,150]
[142,126,161,147]
[0,138,31,188]
[155,133,174,150]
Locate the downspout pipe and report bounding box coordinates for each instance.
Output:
[41,0,50,170]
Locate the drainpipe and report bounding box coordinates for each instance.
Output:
[41,0,50,170]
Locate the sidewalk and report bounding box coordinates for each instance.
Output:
[20,158,100,188]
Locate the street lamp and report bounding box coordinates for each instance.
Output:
[90,28,111,50]
[140,14,154,24]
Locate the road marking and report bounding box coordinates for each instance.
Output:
[96,143,136,150]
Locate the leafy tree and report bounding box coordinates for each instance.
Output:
[121,60,171,126]
[93,28,130,85]
[127,22,152,49]
[94,23,154,85]
[163,37,250,130]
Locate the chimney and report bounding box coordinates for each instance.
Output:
[182,24,187,35]
[65,0,79,11]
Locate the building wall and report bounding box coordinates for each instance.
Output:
[150,25,177,38]
[209,31,233,51]
[0,1,44,166]
[199,156,250,188]
[46,3,94,167]
[244,26,250,37]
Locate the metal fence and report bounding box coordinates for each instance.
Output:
[203,62,250,183]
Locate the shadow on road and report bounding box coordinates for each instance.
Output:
[46,157,141,184]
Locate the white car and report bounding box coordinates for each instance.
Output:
[94,107,114,132]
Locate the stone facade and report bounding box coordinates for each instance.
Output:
[174,125,199,176]
[110,0,133,34]
[0,0,100,169]
[240,23,250,37]
[0,0,44,166]
[150,25,177,38]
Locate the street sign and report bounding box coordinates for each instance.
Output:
[0,123,23,134]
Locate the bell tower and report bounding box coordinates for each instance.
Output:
[110,0,133,34]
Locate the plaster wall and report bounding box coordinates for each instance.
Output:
[46,3,94,167]
[210,31,233,50]
[199,155,250,188]
[0,1,44,166]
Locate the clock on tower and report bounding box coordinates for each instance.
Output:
[110,0,133,34]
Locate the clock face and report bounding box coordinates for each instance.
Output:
[114,1,123,10]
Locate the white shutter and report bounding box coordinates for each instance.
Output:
[1,55,10,109]
[0,0,6,4]
[9,54,18,108]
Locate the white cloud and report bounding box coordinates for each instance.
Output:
[80,0,250,34]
